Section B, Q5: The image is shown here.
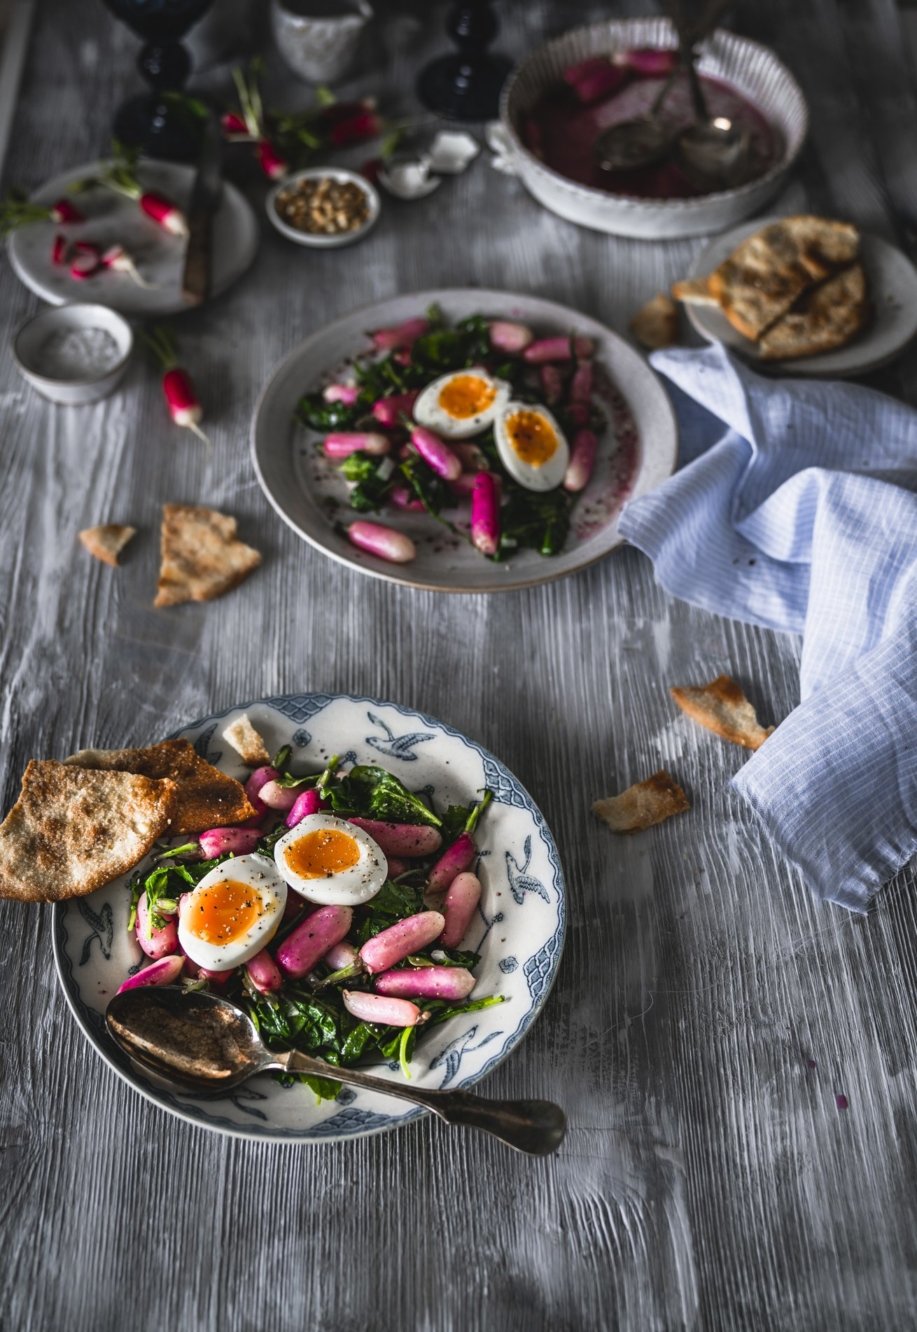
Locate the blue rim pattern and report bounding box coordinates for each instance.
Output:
[52,692,566,1144]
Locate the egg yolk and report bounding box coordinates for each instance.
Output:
[504,410,558,466]
[190,880,262,943]
[438,374,497,420]
[285,828,361,879]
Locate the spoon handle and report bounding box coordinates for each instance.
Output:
[282,1050,566,1156]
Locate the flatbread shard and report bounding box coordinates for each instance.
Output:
[593,770,690,833]
[630,292,679,350]
[154,504,262,608]
[222,715,271,768]
[0,760,176,902]
[65,739,257,834]
[670,674,774,750]
[702,216,861,341]
[79,524,137,567]
[757,263,869,361]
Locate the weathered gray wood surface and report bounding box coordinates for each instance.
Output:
[1,2,916,1329]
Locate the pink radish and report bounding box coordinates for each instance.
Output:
[143,326,208,443]
[51,234,68,266]
[137,192,188,236]
[440,871,483,949]
[360,911,445,974]
[450,473,478,499]
[285,787,327,829]
[323,940,360,971]
[329,108,382,147]
[258,779,297,812]
[257,138,288,181]
[246,766,279,803]
[523,336,574,364]
[374,966,476,1001]
[564,429,598,493]
[347,818,443,858]
[453,442,487,472]
[136,892,179,960]
[567,402,590,426]
[385,857,411,878]
[570,360,593,404]
[562,57,631,105]
[221,111,253,140]
[471,472,500,556]
[411,426,461,481]
[347,521,416,564]
[390,486,425,512]
[323,383,360,405]
[539,363,564,405]
[69,241,103,280]
[426,794,491,899]
[324,431,390,459]
[245,949,283,994]
[198,965,234,985]
[613,47,679,76]
[198,826,262,858]
[370,317,428,351]
[342,990,427,1027]
[101,244,153,287]
[488,320,534,353]
[50,198,85,224]
[276,905,353,979]
[116,954,184,994]
[371,391,419,426]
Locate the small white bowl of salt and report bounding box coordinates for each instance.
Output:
[13,303,133,405]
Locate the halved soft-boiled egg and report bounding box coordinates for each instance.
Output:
[273,814,387,906]
[413,368,510,439]
[178,855,287,971]
[494,401,569,491]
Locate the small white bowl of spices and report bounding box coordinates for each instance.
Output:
[13,303,133,405]
[267,167,380,248]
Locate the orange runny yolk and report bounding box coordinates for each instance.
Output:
[192,880,262,943]
[438,374,496,420]
[285,828,361,879]
[504,409,558,466]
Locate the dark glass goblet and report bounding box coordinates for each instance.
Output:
[102,0,214,160]
[416,0,512,121]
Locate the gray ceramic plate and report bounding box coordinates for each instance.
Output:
[684,219,917,376]
[251,288,678,592]
[8,159,259,316]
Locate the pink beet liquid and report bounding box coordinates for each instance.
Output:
[524,69,781,199]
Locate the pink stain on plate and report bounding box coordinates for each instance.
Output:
[835,1093,849,1111]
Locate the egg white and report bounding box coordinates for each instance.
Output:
[178,854,287,971]
[273,814,387,907]
[414,369,510,439]
[494,401,569,491]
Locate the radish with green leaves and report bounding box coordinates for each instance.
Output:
[136,891,178,960]
[426,793,492,898]
[198,826,262,858]
[95,146,188,236]
[143,326,208,444]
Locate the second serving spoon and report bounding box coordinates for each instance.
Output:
[106,985,567,1156]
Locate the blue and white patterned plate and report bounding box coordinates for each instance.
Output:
[52,694,566,1144]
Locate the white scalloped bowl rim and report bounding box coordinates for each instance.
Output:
[52,693,566,1145]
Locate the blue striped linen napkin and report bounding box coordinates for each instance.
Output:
[618,343,917,912]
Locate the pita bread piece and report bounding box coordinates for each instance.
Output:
[670,674,774,750]
[222,715,271,768]
[155,503,262,608]
[593,770,690,833]
[66,738,256,834]
[79,524,137,567]
[630,292,679,350]
[0,760,176,902]
[757,263,869,361]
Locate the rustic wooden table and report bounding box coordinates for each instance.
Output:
[2,2,917,1329]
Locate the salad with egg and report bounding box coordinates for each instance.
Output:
[296,305,610,563]
[121,748,500,1099]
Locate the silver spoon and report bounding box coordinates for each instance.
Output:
[106,986,567,1157]
[593,68,679,173]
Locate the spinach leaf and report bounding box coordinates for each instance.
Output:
[296,391,364,431]
[498,487,572,559]
[336,765,442,828]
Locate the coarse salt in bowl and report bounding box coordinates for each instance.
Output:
[13,303,133,405]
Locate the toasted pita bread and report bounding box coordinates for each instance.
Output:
[79,524,137,567]
[0,760,176,902]
[593,770,690,833]
[630,292,679,350]
[154,504,261,608]
[65,739,256,833]
[702,216,861,341]
[222,715,271,768]
[670,675,774,750]
[671,276,720,307]
[757,263,869,361]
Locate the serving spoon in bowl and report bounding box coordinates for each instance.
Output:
[106,985,567,1156]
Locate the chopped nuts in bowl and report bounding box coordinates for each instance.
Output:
[266,167,380,249]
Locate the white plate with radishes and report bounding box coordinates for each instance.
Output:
[52,692,566,1144]
[8,158,258,316]
[251,288,678,593]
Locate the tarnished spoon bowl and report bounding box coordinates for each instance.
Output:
[676,114,752,188]
[106,986,567,1156]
